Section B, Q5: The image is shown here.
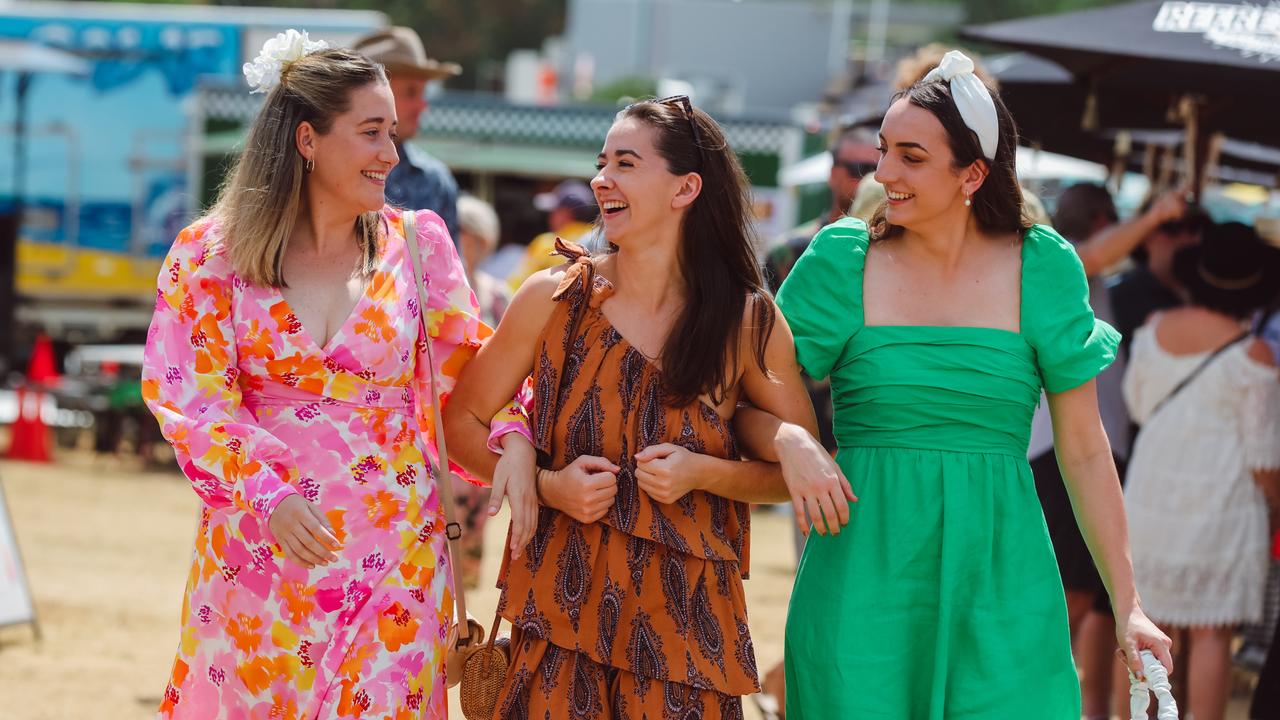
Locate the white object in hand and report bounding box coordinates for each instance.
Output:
[1129,649,1178,720]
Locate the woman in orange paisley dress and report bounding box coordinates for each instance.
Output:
[446,97,853,717]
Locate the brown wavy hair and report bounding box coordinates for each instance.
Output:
[615,99,776,407]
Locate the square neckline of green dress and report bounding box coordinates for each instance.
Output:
[857,224,1035,341]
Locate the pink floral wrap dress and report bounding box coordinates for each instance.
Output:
[142,207,526,719]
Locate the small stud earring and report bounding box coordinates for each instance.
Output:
[963,196,971,207]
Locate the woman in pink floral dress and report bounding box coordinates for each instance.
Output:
[142,38,524,719]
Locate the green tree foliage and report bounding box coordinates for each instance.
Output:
[590,75,657,106]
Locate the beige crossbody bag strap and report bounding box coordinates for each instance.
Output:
[402,211,469,628]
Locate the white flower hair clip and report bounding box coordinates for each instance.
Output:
[242,29,329,94]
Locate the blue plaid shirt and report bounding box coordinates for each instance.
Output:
[386,142,459,243]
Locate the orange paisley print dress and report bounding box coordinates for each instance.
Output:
[491,241,758,719]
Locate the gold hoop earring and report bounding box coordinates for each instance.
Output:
[305,158,315,173]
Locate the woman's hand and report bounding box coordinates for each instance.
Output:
[538,455,620,524]
[1115,604,1174,677]
[775,422,856,536]
[490,433,540,560]
[635,443,708,504]
[269,495,342,569]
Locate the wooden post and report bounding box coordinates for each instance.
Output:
[1177,94,1211,202]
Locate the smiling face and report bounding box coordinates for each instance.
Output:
[874,98,983,234]
[590,117,698,246]
[301,81,400,217]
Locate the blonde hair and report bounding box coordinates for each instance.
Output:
[849,175,886,222]
[206,48,388,287]
[893,43,999,92]
[1021,187,1052,226]
[457,195,500,250]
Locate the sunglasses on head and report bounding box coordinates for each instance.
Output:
[627,94,703,163]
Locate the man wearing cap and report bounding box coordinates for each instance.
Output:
[505,179,598,289]
[354,26,463,241]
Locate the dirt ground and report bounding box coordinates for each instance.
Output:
[0,454,1257,719]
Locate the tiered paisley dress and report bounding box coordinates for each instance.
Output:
[491,241,758,719]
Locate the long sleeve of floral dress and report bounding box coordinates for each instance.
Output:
[142,223,301,540]
[407,211,518,482]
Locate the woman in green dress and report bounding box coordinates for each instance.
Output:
[736,51,1172,718]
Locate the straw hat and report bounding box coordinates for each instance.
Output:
[354,26,461,80]
[1173,222,1280,317]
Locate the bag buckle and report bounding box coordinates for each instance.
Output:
[446,521,463,541]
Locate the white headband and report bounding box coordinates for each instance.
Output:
[921,50,998,161]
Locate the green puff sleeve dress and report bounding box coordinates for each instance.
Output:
[776,218,1119,719]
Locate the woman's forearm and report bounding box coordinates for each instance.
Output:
[442,407,503,480]
[698,455,790,504]
[1058,446,1140,614]
[733,405,818,464]
[732,405,784,461]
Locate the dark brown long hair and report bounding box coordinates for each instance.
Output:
[870,79,1031,241]
[616,100,775,407]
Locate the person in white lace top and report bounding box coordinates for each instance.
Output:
[1122,222,1280,720]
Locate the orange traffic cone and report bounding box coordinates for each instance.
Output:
[6,387,51,462]
[6,334,57,462]
[26,333,59,387]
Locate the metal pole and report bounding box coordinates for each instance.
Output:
[867,0,891,66]
[0,72,30,369]
[13,73,27,208]
[828,0,854,78]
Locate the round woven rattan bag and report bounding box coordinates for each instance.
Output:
[459,635,511,720]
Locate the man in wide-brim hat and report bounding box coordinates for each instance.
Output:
[355,26,463,241]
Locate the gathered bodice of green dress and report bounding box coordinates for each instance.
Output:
[777,217,1119,459]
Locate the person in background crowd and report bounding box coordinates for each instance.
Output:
[457,194,509,327]
[849,174,887,223]
[764,125,880,291]
[1025,182,1185,718]
[354,26,462,241]
[506,179,598,289]
[1250,296,1280,720]
[892,42,999,93]
[1123,222,1280,720]
[1099,195,1206,715]
[1109,202,1211,359]
[447,194,510,588]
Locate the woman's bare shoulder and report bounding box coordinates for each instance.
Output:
[1153,307,1247,354]
[503,262,578,329]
